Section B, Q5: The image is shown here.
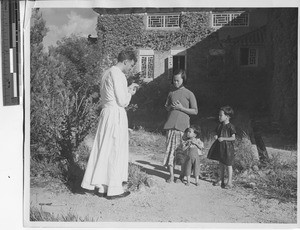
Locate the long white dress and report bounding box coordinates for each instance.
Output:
[81,66,132,196]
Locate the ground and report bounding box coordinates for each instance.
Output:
[29,131,297,225]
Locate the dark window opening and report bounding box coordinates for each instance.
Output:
[240,47,257,66]
[173,55,185,71]
[240,48,249,65]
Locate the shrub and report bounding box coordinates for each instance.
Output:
[30,158,65,181]
[127,163,152,191]
[234,136,258,172]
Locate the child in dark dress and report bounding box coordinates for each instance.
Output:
[207,106,236,189]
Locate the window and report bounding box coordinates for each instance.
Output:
[173,56,185,71]
[240,48,258,66]
[147,14,180,28]
[212,12,249,27]
[140,56,154,78]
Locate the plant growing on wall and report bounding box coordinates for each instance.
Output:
[97,12,215,55]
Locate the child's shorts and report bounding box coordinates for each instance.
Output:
[175,150,186,165]
[184,154,200,177]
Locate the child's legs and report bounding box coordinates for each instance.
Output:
[184,156,192,177]
[193,160,200,183]
[168,165,174,179]
[179,163,185,178]
[227,165,233,185]
[186,175,191,183]
[219,162,225,183]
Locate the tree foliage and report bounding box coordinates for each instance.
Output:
[30,11,101,167]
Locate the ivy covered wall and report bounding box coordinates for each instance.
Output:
[96,12,215,58]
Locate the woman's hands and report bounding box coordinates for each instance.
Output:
[171,100,184,111]
[167,100,197,115]
[128,83,139,95]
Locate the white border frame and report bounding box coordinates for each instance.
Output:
[18,0,300,229]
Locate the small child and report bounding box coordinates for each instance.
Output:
[207,106,236,189]
[177,125,204,186]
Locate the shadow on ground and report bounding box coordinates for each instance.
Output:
[136,160,216,184]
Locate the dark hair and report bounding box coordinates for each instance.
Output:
[172,69,187,85]
[220,105,234,118]
[117,48,137,63]
[185,125,201,138]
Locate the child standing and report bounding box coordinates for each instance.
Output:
[178,125,204,186]
[207,106,236,189]
[163,69,198,183]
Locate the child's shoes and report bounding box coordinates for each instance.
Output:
[185,182,190,186]
[195,182,200,186]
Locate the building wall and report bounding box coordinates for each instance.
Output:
[97,8,297,133]
[216,9,268,40]
[265,8,298,135]
[154,51,170,79]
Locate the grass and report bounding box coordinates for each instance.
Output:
[258,152,297,200]
[30,206,98,222]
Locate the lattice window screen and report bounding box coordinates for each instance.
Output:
[213,13,249,27]
[148,15,180,28]
[141,56,154,78]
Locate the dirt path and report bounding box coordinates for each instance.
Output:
[30,143,297,224]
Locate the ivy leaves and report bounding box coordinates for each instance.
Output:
[98,12,215,52]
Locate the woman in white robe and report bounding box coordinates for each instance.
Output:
[81,49,137,198]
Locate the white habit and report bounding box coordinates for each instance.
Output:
[81,66,132,196]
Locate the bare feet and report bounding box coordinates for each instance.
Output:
[223,183,233,189]
[212,180,221,186]
[176,176,184,183]
[213,180,225,188]
[166,177,174,183]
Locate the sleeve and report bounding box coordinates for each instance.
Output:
[164,92,171,107]
[111,69,132,107]
[230,124,237,136]
[196,138,204,149]
[181,140,190,151]
[189,91,198,110]
[214,124,220,136]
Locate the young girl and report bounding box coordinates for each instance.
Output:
[207,106,236,189]
[163,69,198,183]
[178,125,204,186]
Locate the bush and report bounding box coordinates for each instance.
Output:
[234,136,258,172]
[30,158,65,181]
[127,163,152,191]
